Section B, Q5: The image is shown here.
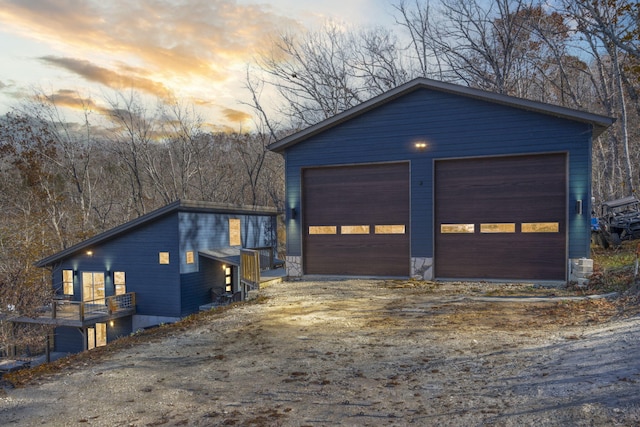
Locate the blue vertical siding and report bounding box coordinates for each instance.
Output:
[284,87,593,260]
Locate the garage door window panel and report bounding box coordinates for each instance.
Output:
[375,225,406,234]
[341,225,370,234]
[309,226,337,235]
[522,222,560,233]
[441,224,475,233]
[480,223,516,233]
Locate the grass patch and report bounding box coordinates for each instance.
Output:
[587,241,640,294]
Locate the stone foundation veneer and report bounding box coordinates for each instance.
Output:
[412,257,433,281]
[286,256,303,278]
[569,258,593,285]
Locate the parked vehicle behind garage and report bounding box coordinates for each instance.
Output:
[593,196,640,248]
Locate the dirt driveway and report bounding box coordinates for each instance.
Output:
[2,279,640,426]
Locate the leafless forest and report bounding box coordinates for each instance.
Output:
[1,0,639,353]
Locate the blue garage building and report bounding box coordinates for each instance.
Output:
[269,78,614,282]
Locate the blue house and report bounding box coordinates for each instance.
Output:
[26,200,279,353]
[269,78,614,283]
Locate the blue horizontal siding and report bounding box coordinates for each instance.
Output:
[285,88,593,260]
[54,327,84,353]
[52,214,182,317]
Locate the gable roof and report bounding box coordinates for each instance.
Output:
[35,200,278,268]
[268,77,615,153]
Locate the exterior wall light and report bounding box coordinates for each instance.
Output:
[291,208,297,219]
[576,199,583,215]
[86,250,93,256]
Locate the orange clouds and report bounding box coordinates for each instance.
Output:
[0,0,302,125]
[39,56,171,97]
[222,107,252,124]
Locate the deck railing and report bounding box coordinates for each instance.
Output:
[240,249,260,290]
[51,292,136,321]
[250,246,284,270]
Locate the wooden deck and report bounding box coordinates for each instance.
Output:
[10,293,136,327]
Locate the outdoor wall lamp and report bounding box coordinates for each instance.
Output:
[414,141,427,151]
[291,208,297,219]
[576,199,583,215]
[86,250,93,256]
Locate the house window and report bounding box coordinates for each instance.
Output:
[225,266,233,293]
[82,272,105,304]
[229,219,241,246]
[159,252,170,264]
[62,270,74,295]
[88,323,107,350]
[114,271,126,295]
[186,251,195,264]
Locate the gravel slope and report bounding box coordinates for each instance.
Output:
[1,279,640,426]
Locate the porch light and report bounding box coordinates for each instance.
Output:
[86,250,93,256]
[291,208,297,219]
[109,320,114,327]
[222,264,226,270]
[576,199,583,215]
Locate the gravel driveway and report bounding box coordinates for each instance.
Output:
[1,279,640,426]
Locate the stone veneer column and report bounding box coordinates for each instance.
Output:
[286,256,303,278]
[411,257,433,280]
[569,258,593,285]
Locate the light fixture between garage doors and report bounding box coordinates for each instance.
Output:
[414,141,428,151]
[576,199,583,215]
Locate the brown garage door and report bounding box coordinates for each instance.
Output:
[303,162,410,276]
[434,154,566,281]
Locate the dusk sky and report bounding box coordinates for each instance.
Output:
[0,0,396,130]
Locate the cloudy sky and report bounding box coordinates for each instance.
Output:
[0,0,396,130]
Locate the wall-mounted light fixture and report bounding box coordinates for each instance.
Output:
[109,320,114,328]
[576,199,583,215]
[413,141,427,151]
[86,250,93,256]
[291,208,297,219]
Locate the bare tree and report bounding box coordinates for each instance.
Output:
[103,91,157,216]
[257,22,409,127]
[563,0,639,198]
[394,0,446,78]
